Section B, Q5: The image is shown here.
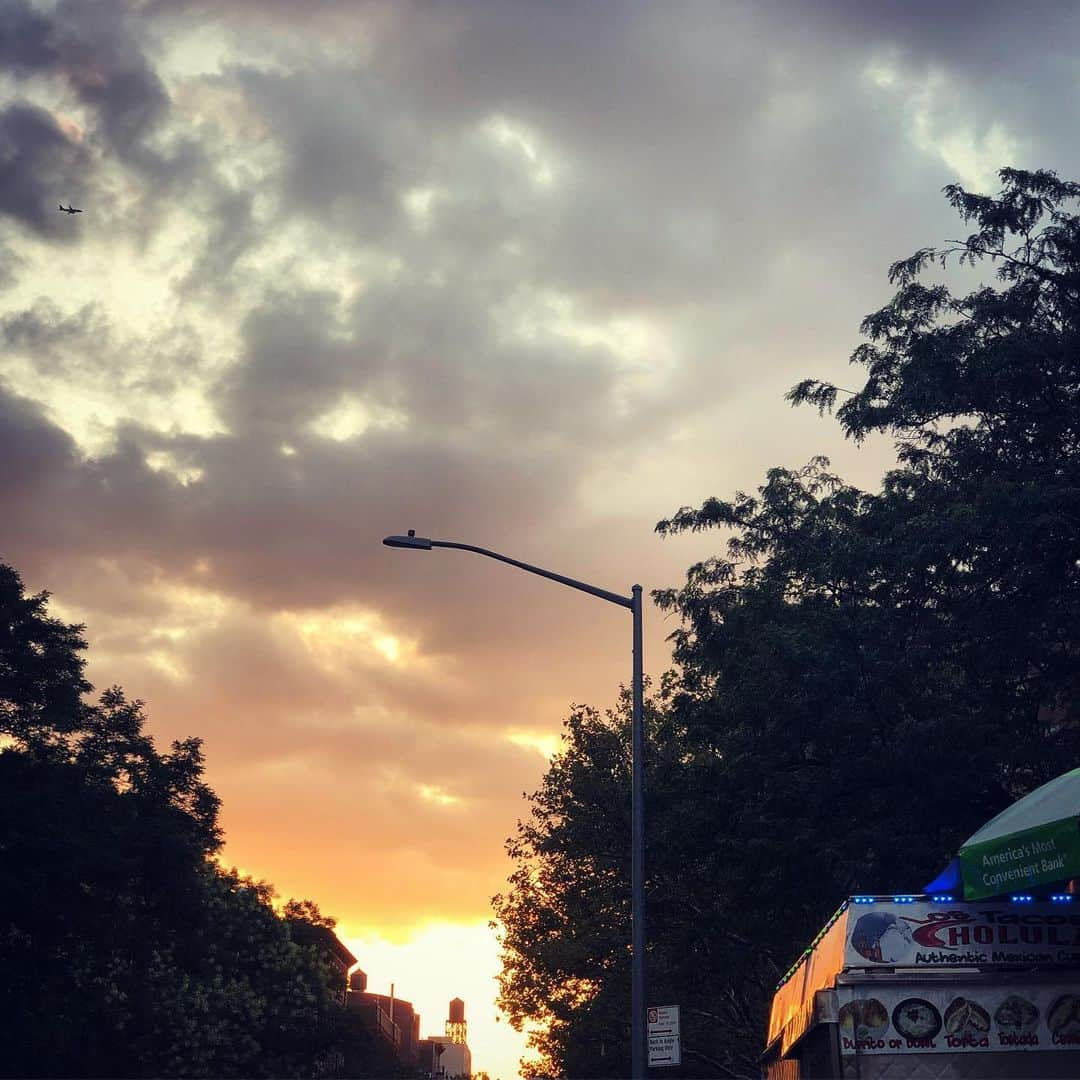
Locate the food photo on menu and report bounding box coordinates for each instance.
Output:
[943,997,990,1039]
[994,995,1039,1036]
[1048,994,1080,1042]
[838,999,889,1042]
[891,998,941,1042]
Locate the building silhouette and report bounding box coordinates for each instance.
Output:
[334,945,472,1078]
[346,969,421,1068]
[418,998,472,1079]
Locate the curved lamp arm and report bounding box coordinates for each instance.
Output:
[383,532,634,609]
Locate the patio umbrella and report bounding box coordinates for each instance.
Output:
[952,766,1080,900]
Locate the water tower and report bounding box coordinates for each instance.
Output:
[445,997,467,1044]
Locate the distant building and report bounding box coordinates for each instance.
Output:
[346,970,421,1068]
[419,999,471,1079]
[418,1038,446,1076]
[446,996,467,1044]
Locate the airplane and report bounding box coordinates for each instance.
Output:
[58,204,83,214]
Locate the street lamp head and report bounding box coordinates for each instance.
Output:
[383,529,433,550]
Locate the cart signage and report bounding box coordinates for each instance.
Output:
[837,984,1080,1056]
[959,819,1080,900]
[845,900,1080,969]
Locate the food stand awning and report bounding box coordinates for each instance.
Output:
[926,767,1080,900]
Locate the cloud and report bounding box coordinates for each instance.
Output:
[2,299,108,372]
[6,0,1080,961]
[0,102,88,235]
[175,183,258,295]
[0,379,80,493]
[0,0,63,74]
[41,0,178,172]
[0,0,208,252]
[233,64,409,238]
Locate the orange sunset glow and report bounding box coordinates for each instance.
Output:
[6,2,1080,1077]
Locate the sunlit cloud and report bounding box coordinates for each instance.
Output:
[505,729,561,761]
[308,394,409,442]
[861,58,1023,192]
[286,606,421,671]
[402,185,438,228]
[418,783,463,808]
[145,450,204,485]
[145,648,190,682]
[485,114,557,188]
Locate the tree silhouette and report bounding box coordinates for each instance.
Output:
[0,561,347,1078]
[496,169,1080,1078]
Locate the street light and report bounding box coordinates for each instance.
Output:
[383,530,647,1080]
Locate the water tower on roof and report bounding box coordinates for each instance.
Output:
[445,997,466,1044]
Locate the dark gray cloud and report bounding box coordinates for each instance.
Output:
[215,289,357,434]
[0,102,88,235]
[0,378,79,493]
[51,0,167,163]
[0,0,201,196]
[176,184,258,295]
[233,65,410,239]
[2,299,107,371]
[805,0,1079,69]
[0,0,60,72]
[174,2,1001,334]
[0,370,611,651]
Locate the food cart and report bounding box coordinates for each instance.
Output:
[762,894,1080,1078]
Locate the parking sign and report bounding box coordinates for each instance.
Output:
[647,1005,681,1067]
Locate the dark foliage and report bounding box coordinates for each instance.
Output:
[0,562,350,1078]
[493,687,773,1079]
[496,169,1080,1078]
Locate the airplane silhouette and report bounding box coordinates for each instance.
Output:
[58,204,83,214]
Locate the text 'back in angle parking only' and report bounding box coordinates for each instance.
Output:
[647,1005,681,1068]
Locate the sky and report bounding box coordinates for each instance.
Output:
[4,2,1080,1076]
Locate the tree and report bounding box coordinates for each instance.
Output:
[786,167,1080,789]
[0,562,91,748]
[0,561,348,1078]
[653,166,1080,1063]
[493,686,770,1079]
[495,168,1080,1078]
[493,696,636,1079]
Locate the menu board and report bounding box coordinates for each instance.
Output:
[836,985,1080,1056]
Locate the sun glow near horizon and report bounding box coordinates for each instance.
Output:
[339,919,530,1080]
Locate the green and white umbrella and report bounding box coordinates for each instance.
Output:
[958,766,1080,900]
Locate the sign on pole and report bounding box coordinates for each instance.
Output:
[647,1005,681,1068]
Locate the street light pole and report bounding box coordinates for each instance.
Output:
[383,532,647,1079]
[630,583,645,1080]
